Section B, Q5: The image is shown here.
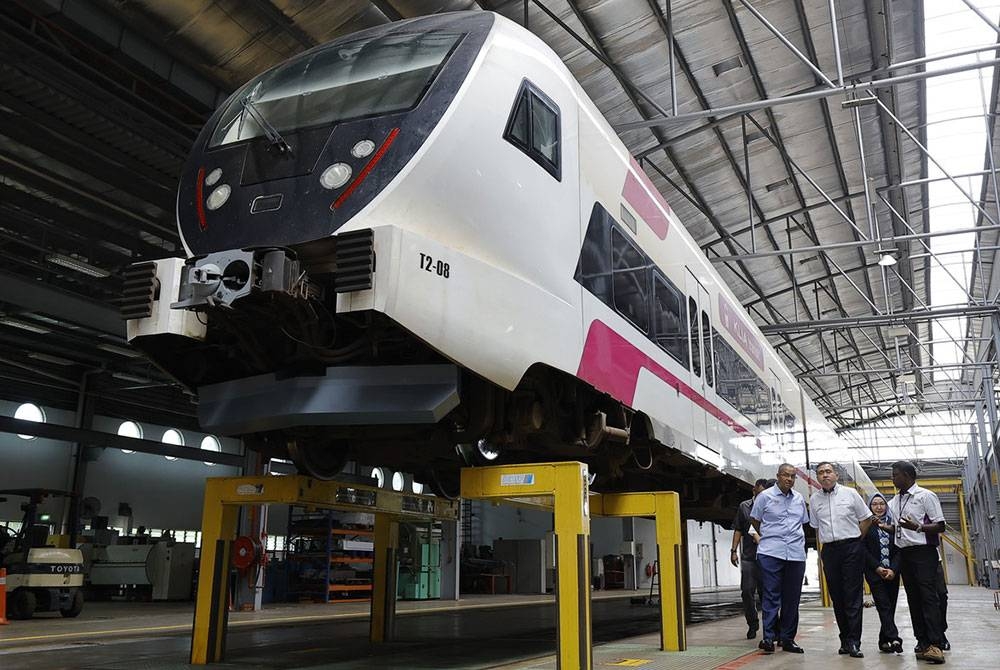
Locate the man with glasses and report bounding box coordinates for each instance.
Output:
[808,462,873,658]
[750,464,810,654]
[887,460,947,664]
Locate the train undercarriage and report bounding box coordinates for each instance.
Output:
[125,247,749,523]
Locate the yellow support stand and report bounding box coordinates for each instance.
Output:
[190,475,458,665]
[591,491,686,651]
[461,462,688,667]
[462,461,593,670]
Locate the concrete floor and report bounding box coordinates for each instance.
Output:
[0,585,996,668]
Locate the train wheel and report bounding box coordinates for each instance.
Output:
[287,440,349,480]
[425,469,460,500]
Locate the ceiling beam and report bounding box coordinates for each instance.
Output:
[0,269,122,337]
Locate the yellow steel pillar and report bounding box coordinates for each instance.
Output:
[370,512,400,643]
[461,461,592,670]
[552,462,592,670]
[818,546,831,608]
[592,492,685,651]
[652,493,685,651]
[191,479,240,665]
[958,488,976,586]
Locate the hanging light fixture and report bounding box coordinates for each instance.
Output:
[876,248,897,266]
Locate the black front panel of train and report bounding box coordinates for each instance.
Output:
[177,12,494,256]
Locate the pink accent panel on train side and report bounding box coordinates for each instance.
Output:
[576,319,753,439]
[621,157,671,239]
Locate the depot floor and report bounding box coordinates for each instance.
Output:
[0,585,996,669]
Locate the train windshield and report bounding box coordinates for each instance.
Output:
[209,31,462,148]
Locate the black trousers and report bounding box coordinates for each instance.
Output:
[821,539,864,647]
[935,563,948,637]
[864,569,900,644]
[899,545,944,647]
[740,558,762,627]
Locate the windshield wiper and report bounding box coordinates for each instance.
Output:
[240,95,293,154]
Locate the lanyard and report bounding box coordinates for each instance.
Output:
[896,492,913,539]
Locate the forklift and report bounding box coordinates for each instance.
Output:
[0,489,85,619]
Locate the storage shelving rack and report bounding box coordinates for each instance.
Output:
[286,507,374,603]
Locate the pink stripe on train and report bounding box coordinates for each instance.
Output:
[622,157,672,239]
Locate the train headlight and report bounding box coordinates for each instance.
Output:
[204,168,223,187]
[351,139,375,158]
[320,163,352,190]
[206,184,231,210]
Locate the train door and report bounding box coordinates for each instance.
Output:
[686,270,710,447]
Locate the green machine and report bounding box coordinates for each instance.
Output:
[397,522,441,600]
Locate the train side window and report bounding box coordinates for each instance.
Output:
[652,273,688,367]
[701,311,713,387]
[611,228,649,333]
[503,79,561,180]
[688,296,701,376]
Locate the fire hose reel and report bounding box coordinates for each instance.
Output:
[232,536,265,570]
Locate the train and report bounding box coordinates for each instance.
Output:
[122,11,873,515]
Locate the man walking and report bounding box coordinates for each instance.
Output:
[730,478,769,639]
[808,462,873,658]
[750,464,810,654]
[888,460,947,664]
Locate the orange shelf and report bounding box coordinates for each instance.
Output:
[329,583,372,591]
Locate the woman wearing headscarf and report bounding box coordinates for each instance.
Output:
[863,492,903,653]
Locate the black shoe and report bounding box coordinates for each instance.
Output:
[759,639,775,653]
[781,640,805,653]
[878,641,893,653]
[746,624,758,639]
[838,646,850,655]
[941,638,950,651]
[891,640,903,654]
[847,644,864,658]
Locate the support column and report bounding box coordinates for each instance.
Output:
[653,493,685,651]
[370,512,399,643]
[440,518,460,601]
[958,488,976,586]
[552,463,592,670]
[191,480,240,665]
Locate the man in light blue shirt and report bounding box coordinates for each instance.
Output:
[750,463,810,654]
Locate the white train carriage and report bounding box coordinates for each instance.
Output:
[123,11,870,509]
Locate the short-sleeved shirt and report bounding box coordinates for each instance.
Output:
[750,483,809,562]
[808,483,873,544]
[732,498,758,561]
[888,483,945,548]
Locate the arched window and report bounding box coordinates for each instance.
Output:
[412,480,425,495]
[162,429,184,461]
[391,471,405,492]
[14,403,45,440]
[117,420,142,454]
[201,435,221,466]
[370,467,386,489]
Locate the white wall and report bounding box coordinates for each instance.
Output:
[0,399,240,534]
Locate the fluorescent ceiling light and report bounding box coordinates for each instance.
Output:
[0,316,51,334]
[112,372,154,384]
[27,352,76,365]
[45,253,111,278]
[96,343,142,357]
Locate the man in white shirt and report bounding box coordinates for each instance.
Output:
[887,461,946,665]
[808,462,873,658]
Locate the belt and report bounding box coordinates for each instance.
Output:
[823,537,860,547]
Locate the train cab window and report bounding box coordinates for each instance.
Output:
[611,229,649,332]
[210,32,463,147]
[688,297,701,377]
[652,274,688,366]
[504,80,561,180]
[701,311,713,387]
